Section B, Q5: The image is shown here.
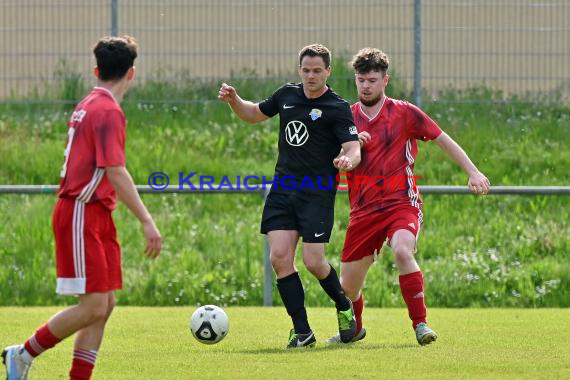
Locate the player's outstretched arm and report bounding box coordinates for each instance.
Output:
[433,132,491,195]
[106,166,162,258]
[334,141,361,171]
[218,82,269,124]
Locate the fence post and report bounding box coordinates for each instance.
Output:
[262,188,273,306]
[111,0,119,36]
[413,0,422,107]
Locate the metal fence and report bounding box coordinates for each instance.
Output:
[1,0,569,104]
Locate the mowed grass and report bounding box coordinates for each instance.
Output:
[1,307,569,379]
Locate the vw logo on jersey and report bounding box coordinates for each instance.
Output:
[285,120,309,146]
[309,108,322,121]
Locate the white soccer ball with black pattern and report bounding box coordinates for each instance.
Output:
[189,305,229,344]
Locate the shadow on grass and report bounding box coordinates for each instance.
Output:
[239,342,417,354]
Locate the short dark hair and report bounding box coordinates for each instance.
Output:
[299,44,331,68]
[93,35,138,81]
[351,48,389,75]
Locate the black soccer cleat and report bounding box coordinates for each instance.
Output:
[286,329,316,349]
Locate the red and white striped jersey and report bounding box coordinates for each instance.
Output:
[57,87,126,210]
[348,97,442,218]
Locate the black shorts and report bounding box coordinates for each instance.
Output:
[260,191,335,243]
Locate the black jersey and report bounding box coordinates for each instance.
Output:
[259,83,358,194]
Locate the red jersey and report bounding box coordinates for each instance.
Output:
[57,87,126,210]
[349,97,442,218]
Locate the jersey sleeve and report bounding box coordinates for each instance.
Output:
[258,86,284,117]
[333,101,359,144]
[93,108,126,168]
[406,102,443,141]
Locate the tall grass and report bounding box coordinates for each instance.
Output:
[0,61,568,306]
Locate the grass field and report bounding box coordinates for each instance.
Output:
[1,307,569,379]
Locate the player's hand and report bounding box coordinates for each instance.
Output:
[333,155,354,171]
[468,172,490,195]
[358,131,371,147]
[143,219,161,259]
[218,83,237,103]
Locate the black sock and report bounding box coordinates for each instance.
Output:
[277,272,311,334]
[319,264,351,311]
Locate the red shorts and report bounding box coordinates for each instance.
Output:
[342,206,422,262]
[53,198,122,295]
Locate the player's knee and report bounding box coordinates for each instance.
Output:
[270,248,293,268]
[393,245,415,264]
[81,303,108,323]
[340,275,361,299]
[302,254,326,275]
[105,297,116,320]
[79,297,110,323]
[92,301,110,321]
[303,259,319,275]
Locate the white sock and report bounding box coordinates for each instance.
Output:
[18,346,34,364]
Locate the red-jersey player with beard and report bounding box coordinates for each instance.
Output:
[328,48,490,346]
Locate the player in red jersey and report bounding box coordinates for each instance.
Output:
[2,36,161,380]
[328,48,490,345]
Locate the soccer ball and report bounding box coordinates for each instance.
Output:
[189,305,229,344]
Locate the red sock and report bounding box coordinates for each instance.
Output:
[23,323,62,357]
[70,348,97,380]
[353,293,364,333]
[399,271,427,329]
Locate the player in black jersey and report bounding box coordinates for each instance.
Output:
[219,44,361,348]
